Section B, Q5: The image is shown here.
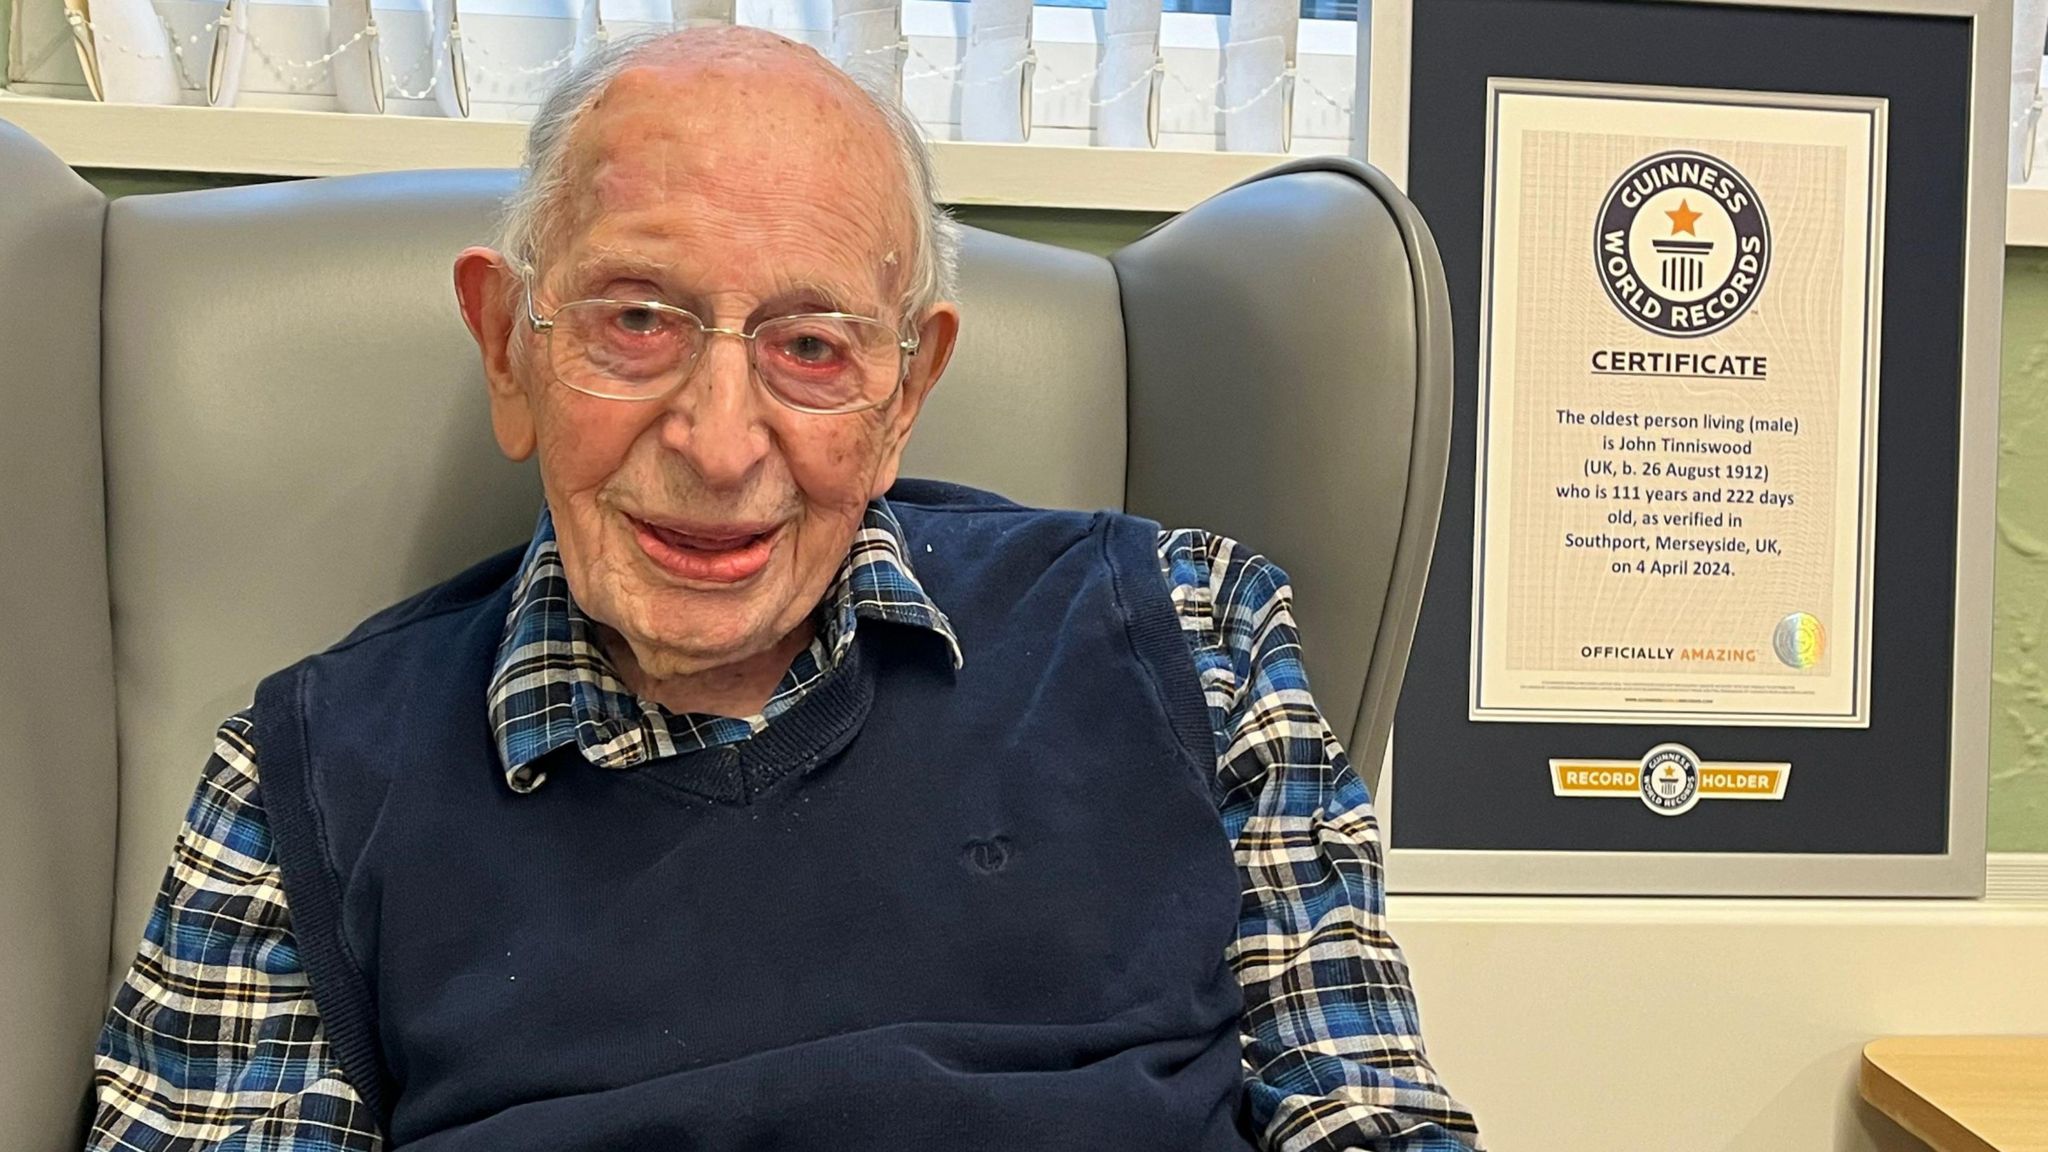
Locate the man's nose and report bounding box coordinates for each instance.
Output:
[658,331,772,486]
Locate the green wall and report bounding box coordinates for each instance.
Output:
[951,205,1167,255]
[52,168,2048,851]
[1992,250,2048,851]
[75,168,292,197]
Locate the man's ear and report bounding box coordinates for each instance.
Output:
[869,302,961,499]
[454,246,537,462]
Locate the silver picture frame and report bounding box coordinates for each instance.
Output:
[1370,0,2006,897]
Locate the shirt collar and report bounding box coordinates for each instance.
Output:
[486,499,961,791]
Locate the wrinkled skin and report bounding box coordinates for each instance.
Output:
[454,28,960,716]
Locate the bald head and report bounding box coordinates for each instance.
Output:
[573,27,903,214]
[596,25,869,105]
[499,27,956,321]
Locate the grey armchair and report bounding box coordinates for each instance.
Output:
[0,119,1449,1151]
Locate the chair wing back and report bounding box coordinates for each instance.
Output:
[905,226,1127,510]
[96,170,1133,972]
[99,170,540,975]
[1114,158,1453,792]
[0,122,118,1151]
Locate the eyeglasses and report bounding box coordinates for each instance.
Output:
[518,266,921,415]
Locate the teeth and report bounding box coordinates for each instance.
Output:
[650,523,757,552]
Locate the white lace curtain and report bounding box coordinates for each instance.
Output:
[34,0,1339,151]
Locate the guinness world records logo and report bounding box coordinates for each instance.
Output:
[1639,743,1702,817]
[1596,149,1771,337]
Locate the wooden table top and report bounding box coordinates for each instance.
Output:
[1861,1037,2048,1152]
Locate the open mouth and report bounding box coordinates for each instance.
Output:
[628,515,779,585]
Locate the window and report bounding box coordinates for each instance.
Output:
[6,0,1359,153]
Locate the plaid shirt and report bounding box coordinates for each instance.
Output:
[90,501,1481,1152]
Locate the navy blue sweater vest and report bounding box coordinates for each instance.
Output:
[253,482,1257,1151]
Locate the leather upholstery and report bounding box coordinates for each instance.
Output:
[0,121,118,1150]
[1118,159,1451,790]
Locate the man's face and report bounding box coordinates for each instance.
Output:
[460,38,957,685]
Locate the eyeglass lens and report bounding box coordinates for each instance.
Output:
[551,300,903,411]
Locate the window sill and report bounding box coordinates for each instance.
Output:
[0,90,1297,210]
[2008,184,2048,248]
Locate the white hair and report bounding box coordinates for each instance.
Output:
[495,30,959,323]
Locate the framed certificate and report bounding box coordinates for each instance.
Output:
[1471,81,1886,729]
[1371,0,2004,896]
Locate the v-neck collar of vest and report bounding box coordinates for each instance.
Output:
[628,628,884,806]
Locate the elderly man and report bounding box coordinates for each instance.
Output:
[87,26,1477,1152]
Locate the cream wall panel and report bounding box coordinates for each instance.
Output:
[1389,889,2048,1151]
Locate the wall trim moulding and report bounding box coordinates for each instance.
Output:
[0,92,1291,211]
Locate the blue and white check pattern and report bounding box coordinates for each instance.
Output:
[88,503,1480,1152]
[1163,531,1478,1151]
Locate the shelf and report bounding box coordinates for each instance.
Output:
[18,91,2047,238]
[0,92,1293,212]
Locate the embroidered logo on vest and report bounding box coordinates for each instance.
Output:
[963,835,1013,874]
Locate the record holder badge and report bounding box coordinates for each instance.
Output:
[1551,744,1791,816]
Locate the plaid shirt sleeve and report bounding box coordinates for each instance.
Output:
[89,712,382,1152]
[1159,529,1483,1152]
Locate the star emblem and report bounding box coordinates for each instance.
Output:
[1665,199,1703,236]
